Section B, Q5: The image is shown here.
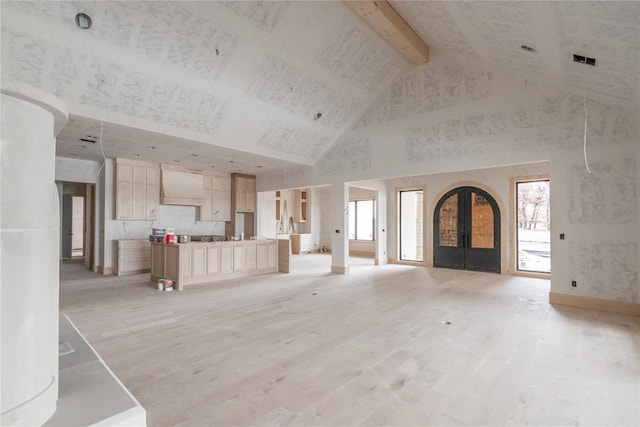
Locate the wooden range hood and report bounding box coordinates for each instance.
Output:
[160,164,205,206]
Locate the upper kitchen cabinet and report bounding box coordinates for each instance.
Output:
[116,158,160,220]
[232,174,256,213]
[197,172,231,222]
[293,189,308,223]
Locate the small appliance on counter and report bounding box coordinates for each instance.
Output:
[150,228,176,243]
[178,235,190,243]
[165,231,176,244]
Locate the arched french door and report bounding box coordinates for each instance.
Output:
[434,187,500,273]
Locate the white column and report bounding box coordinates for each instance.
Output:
[101,159,115,274]
[375,188,388,265]
[1,83,68,425]
[330,182,349,274]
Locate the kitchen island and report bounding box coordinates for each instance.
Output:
[151,239,277,291]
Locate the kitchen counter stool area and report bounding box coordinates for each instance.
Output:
[150,240,278,291]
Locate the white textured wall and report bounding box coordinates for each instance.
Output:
[260,52,638,304]
[55,157,99,184]
[384,162,549,271]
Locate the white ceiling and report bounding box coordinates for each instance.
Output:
[2,1,639,173]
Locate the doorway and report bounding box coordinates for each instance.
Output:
[433,186,500,273]
[62,195,85,258]
[399,190,423,262]
[516,179,550,273]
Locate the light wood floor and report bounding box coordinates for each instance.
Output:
[60,256,640,426]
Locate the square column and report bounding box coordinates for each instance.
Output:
[331,182,349,274]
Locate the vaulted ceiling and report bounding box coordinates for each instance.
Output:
[2,1,638,174]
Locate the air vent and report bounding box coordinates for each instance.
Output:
[573,54,596,66]
[79,137,96,143]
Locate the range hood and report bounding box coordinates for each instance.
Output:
[160,168,205,206]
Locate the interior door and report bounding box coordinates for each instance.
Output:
[434,187,500,273]
[61,194,73,258]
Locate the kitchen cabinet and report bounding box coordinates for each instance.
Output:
[233,174,256,213]
[197,173,231,222]
[116,159,160,220]
[245,241,257,271]
[290,233,312,254]
[116,239,151,275]
[206,245,220,277]
[233,244,245,272]
[150,240,278,290]
[293,189,308,223]
[220,245,233,275]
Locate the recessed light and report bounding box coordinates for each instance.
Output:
[75,13,92,30]
[314,112,322,120]
[133,153,141,157]
[147,145,156,149]
[210,165,216,168]
[257,165,263,168]
[520,45,536,52]
[229,160,234,163]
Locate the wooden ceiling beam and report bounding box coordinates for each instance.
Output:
[345,0,429,65]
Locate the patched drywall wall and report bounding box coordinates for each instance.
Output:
[384,162,549,272]
[2,1,407,166]
[55,157,100,184]
[260,52,639,304]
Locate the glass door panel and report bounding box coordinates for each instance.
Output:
[438,193,458,247]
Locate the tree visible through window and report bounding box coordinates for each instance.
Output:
[517,180,550,273]
[349,200,375,241]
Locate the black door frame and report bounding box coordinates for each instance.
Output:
[433,186,501,273]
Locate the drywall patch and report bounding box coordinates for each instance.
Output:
[319,138,372,177]
[570,242,638,302]
[257,121,332,161]
[247,55,360,129]
[355,62,492,128]
[391,1,478,60]
[1,29,47,87]
[569,158,637,224]
[119,71,151,117]
[316,16,404,92]
[221,1,289,32]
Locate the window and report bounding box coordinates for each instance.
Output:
[399,190,423,261]
[516,180,550,273]
[348,200,375,241]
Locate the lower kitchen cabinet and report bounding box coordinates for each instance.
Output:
[151,240,277,290]
[116,240,151,275]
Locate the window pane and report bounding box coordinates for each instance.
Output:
[356,200,374,240]
[471,192,494,249]
[400,190,423,261]
[439,194,458,247]
[517,181,550,273]
[348,201,356,240]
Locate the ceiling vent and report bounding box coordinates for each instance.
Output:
[573,54,596,66]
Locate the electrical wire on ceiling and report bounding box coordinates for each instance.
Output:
[581,44,592,175]
[96,120,108,176]
[583,90,592,174]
